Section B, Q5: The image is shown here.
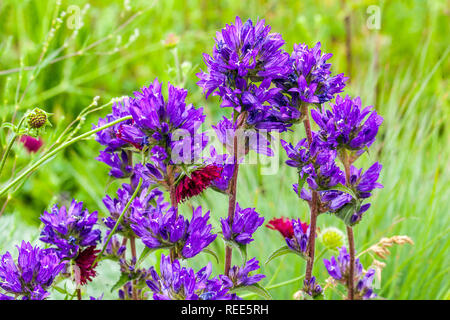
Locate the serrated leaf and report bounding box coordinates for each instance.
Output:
[264,245,307,266]
[202,248,220,264]
[232,283,272,300]
[110,273,131,293]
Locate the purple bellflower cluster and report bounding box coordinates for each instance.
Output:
[130,205,216,259]
[221,203,264,245]
[39,200,101,259]
[0,15,388,301]
[102,184,167,238]
[39,200,102,286]
[220,258,265,289]
[274,42,348,108]
[0,241,64,300]
[303,276,323,299]
[146,254,238,300]
[324,246,377,300]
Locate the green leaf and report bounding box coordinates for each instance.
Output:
[232,283,272,300]
[330,183,358,200]
[334,202,357,226]
[110,273,130,293]
[1,122,15,131]
[53,286,68,295]
[136,246,157,267]
[225,239,247,263]
[264,245,307,266]
[297,174,307,197]
[202,248,220,264]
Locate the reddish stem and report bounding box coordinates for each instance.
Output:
[341,151,355,300]
[224,133,240,276]
[302,104,319,282]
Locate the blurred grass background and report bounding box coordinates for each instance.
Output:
[0,0,449,299]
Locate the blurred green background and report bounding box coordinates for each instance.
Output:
[0,0,449,300]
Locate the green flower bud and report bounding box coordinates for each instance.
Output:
[27,108,49,129]
[320,227,345,251]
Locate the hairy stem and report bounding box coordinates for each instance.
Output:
[301,103,319,283]
[0,115,132,198]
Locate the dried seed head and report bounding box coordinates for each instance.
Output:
[392,235,414,245]
[369,235,413,259]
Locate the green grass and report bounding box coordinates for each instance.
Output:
[0,0,448,300]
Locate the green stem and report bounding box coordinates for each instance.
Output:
[95,177,143,264]
[0,116,26,177]
[0,134,17,177]
[0,115,132,197]
[240,275,306,299]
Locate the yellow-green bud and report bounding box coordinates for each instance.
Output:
[320,227,345,251]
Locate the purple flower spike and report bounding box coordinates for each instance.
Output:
[324,246,377,300]
[130,205,216,259]
[96,150,132,179]
[213,116,274,157]
[93,97,133,151]
[285,219,310,255]
[220,258,265,289]
[221,203,264,245]
[0,241,64,300]
[197,16,290,101]
[350,162,383,198]
[39,200,101,259]
[303,276,323,298]
[275,42,348,104]
[103,184,167,238]
[146,254,239,300]
[311,95,383,153]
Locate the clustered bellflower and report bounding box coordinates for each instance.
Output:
[39,200,101,285]
[266,217,310,257]
[0,241,64,300]
[274,42,348,107]
[220,258,265,289]
[130,205,216,259]
[311,95,383,153]
[94,79,217,204]
[39,199,101,259]
[198,17,296,158]
[323,246,377,300]
[221,203,264,245]
[146,254,238,300]
[102,184,167,238]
